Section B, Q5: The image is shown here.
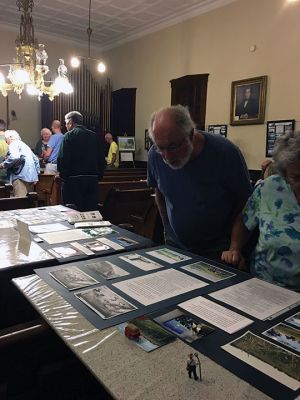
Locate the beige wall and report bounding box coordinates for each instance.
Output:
[104,0,300,168]
[1,0,299,167]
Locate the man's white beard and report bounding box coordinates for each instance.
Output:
[163,140,193,170]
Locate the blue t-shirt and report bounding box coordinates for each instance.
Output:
[243,175,300,291]
[147,133,252,253]
[48,132,63,162]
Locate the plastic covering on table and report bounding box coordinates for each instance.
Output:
[13,275,118,355]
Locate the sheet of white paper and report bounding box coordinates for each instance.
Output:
[209,278,300,320]
[38,229,90,244]
[16,219,31,243]
[146,248,191,264]
[70,241,94,256]
[179,296,253,334]
[113,269,207,305]
[29,223,70,234]
[222,331,300,390]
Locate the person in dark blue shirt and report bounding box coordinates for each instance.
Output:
[147,105,252,260]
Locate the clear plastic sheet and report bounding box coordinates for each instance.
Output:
[13,275,271,400]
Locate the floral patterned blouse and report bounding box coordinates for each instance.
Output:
[243,175,300,291]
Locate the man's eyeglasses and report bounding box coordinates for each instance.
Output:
[153,136,187,154]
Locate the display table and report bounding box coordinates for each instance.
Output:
[13,274,271,400]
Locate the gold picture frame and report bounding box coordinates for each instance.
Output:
[230,75,267,125]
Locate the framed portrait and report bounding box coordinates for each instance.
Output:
[230,76,268,125]
[265,119,295,157]
[145,129,153,151]
[207,124,227,138]
[117,136,136,152]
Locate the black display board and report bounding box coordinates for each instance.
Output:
[35,245,300,400]
[266,119,295,157]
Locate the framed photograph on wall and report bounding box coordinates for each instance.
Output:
[145,129,153,151]
[265,119,295,157]
[230,76,267,125]
[117,136,136,152]
[207,124,227,137]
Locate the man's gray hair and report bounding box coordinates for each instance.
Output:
[65,111,83,125]
[273,131,300,176]
[5,130,21,141]
[0,119,6,131]
[149,105,195,139]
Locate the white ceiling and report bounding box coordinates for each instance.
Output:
[0,0,237,50]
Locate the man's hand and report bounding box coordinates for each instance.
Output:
[221,249,246,270]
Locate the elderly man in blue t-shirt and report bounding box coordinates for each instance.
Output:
[147,105,252,261]
[44,120,63,174]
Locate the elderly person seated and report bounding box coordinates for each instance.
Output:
[34,127,52,168]
[0,130,40,197]
[222,131,300,291]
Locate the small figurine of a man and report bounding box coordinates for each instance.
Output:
[186,353,199,380]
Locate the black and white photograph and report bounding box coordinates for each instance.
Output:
[119,253,163,271]
[75,285,137,319]
[87,260,129,279]
[49,266,99,290]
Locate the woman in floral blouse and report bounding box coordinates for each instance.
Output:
[222,131,300,291]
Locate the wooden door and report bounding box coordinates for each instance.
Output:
[170,74,209,130]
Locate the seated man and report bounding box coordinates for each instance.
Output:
[105,132,119,168]
[43,120,63,174]
[147,105,252,260]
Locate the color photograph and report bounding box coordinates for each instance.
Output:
[86,260,129,279]
[118,316,175,352]
[181,261,235,282]
[75,285,137,319]
[222,331,300,390]
[49,266,98,290]
[154,309,214,343]
[263,323,300,353]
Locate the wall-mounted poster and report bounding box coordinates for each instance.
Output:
[266,120,295,157]
[207,124,227,137]
[145,129,153,151]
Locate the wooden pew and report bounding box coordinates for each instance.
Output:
[43,176,149,207]
[0,192,38,210]
[35,174,56,206]
[102,175,146,182]
[99,180,148,204]
[131,201,164,243]
[100,187,154,226]
[0,184,12,198]
[104,168,146,174]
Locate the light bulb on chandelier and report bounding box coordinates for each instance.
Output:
[70,0,107,75]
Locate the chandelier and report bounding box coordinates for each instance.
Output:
[70,0,106,74]
[0,0,73,101]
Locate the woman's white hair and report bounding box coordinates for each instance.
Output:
[273,131,300,177]
[5,130,21,141]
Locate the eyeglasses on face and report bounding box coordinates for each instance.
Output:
[153,136,187,154]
